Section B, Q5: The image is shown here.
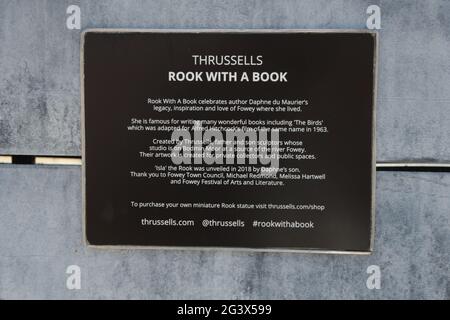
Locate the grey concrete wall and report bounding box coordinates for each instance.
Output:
[0,0,449,161]
[0,166,448,299]
[0,0,449,299]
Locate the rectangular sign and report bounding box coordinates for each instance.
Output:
[82,30,377,253]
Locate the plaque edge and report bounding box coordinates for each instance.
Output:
[80,29,378,255]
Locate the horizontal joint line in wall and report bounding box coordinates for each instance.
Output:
[376,162,450,168]
[1,156,450,172]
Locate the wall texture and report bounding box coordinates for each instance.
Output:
[0,0,449,299]
[1,0,450,161]
[0,167,448,299]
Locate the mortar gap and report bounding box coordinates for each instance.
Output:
[376,166,450,173]
[12,155,35,164]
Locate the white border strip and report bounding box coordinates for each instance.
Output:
[35,157,82,166]
[0,156,12,164]
[376,163,450,168]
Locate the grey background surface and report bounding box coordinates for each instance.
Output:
[0,166,448,299]
[0,0,449,299]
[1,0,450,161]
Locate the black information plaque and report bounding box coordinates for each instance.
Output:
[82,30,377,253]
